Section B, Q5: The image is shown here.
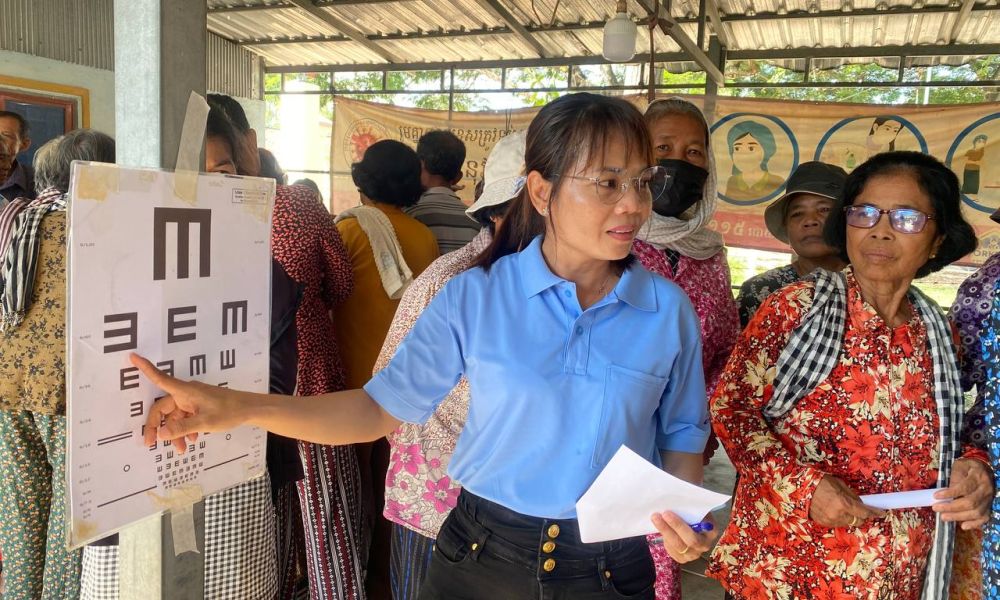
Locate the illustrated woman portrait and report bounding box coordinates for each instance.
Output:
[724,121,784,201]
[819,116,906,172]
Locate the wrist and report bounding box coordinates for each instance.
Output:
[958,454,993,475]
[243,391,275,429]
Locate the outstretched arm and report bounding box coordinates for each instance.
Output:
[133,354,401,451]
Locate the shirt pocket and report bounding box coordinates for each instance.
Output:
[591,365,667,469]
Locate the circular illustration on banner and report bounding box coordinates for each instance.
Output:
[711,114,799,206]
[342,118,390,164]
[945,112,1000,214]
[814,115,927,172]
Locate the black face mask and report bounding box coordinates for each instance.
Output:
[651,159,709,218]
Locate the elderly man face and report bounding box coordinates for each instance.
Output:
[0,116,30,176]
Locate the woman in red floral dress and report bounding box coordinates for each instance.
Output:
[708,152,992,599]
[271,183,372,600]
[632,98,739,600]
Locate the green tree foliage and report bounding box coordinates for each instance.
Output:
[264,56,999,128]
[721,57,1000,104]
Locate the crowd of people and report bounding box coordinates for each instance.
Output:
[0,89,997,600]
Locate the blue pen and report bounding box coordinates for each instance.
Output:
[690,521,714,534]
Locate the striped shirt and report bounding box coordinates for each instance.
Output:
[405,187,481,254]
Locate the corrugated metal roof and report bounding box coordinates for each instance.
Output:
[0,0,114,70]
[207,0,1000,70]
[0,1,262,99]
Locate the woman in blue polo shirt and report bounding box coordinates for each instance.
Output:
[132,93,717,599]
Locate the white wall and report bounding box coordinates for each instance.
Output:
[0,50,116,135]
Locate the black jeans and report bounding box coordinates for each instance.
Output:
[417,490,654,600]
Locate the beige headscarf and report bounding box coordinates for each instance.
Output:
[635,98,725,261]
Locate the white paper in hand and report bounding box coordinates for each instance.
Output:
[576,445,731,543]
[859,488,945,510]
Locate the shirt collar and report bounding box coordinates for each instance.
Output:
[518,236,657,312]
[375,203,405,216]
[519,236,563,298]
[615,264,657,312]
[1,160,31,191]
[423,186,459,198]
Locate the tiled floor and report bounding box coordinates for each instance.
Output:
[677,448,736,599]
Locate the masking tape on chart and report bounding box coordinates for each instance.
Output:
[148,483,204,556]
[173,91,209,204]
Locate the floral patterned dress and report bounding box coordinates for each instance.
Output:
[982,277,1000,600]
[374,230,492,538]
[950,252,1000,447]
[271,184,367,600]
[708,270,985,600]
[735,264,799,328]
[632,240,740,600]
[952,257,1000,600]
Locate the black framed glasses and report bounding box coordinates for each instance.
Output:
[556,165,668,206]
[844,204,935,234]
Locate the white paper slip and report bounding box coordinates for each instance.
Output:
[859,488,946,510]
[576,445,731,543]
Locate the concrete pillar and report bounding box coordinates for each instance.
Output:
[113,1,207,598]
[114,0,206,169]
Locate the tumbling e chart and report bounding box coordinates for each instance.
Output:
[66,162,275,547]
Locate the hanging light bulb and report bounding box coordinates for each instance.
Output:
[603,0,637,62]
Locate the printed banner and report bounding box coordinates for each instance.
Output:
[332,95,1000,265]
[67,162,275,547]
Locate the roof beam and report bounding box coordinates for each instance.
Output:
[727,43,1000,60]
[730,79,1000,89]
[265,51,691,73]
[208,2,294,13]
[262,43,1000,73]
[208,0,412,11]
[476,0,550,58]
[721,4,986,22]
[239,34,348,45]
[276,82,709,94]
[218,3,993,47]
[283,0,396,62]
[945,0,977,43]
[645,1,725,86]
[655,15,725,85]
[234,22,600,45]
[704,0,731,48]
[313,0,419,4]
[210,2,991,20]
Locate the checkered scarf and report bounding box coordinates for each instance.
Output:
[0,187,66,332]
[764,268,961,600]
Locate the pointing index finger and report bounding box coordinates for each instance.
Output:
[129,353,176,392]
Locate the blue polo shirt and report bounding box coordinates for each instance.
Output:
[365,236,709,519]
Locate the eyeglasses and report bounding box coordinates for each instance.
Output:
[844,204,935,234]
[555,165,668,206]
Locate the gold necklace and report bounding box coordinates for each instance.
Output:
[596,271,614,297]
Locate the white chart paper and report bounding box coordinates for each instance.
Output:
[576,445,731,543]
[859,488,945,510]
[67,162,275,547]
